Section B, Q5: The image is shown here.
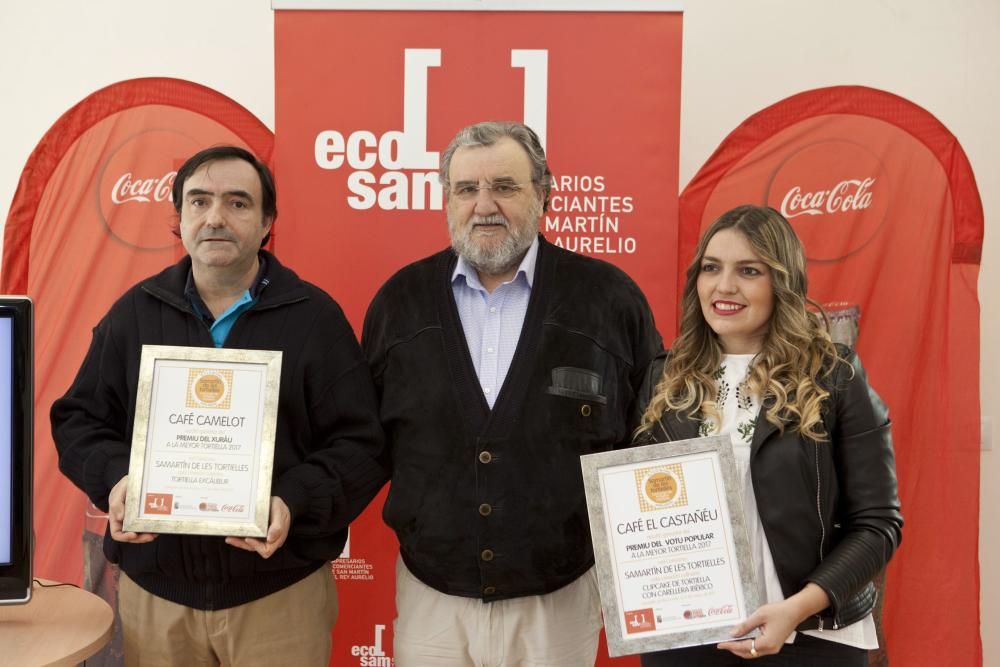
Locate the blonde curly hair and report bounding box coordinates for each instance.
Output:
[638,205,847,443]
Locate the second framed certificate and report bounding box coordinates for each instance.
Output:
[123,345,282,537]
[581,435,761,657]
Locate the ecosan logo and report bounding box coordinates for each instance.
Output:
[313,48,548,211]
[351,625,392,666]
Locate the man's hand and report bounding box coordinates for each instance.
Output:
[108,476,158,543]
[225,496,291,559]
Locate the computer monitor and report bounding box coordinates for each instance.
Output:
[0,297,32,604]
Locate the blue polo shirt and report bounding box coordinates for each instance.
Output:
[184,255,270,347]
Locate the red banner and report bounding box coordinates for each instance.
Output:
[680,85,983,666]
[1,77,273,587]
[274,7,682,665]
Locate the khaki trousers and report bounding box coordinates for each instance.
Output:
[393,557,603,667]
[119,565,338,667]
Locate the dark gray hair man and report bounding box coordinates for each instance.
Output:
[363,121,662,666]
[439,121,554,210]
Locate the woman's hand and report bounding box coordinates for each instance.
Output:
[716,583,830,658]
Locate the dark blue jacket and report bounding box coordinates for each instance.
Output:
[53,251,386,610]
[363,237,662,601]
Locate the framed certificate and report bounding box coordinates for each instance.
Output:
[123,345,282,537]
[581,435,761,657]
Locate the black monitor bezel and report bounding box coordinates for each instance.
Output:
[0,297,32,604]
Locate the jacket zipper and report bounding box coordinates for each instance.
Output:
[661,413,843,631]
[814,441,824,562]
[813,440,839,630]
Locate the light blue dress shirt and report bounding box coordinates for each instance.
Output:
[451,237,539,408]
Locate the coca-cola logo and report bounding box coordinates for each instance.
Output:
[766,140,890,262]
[110,171,177,205]
[198,502,245,513]
[98,129,197,251]
[708,604,735,616]
[780,177,875,219]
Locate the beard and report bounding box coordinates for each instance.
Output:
[447,200,541,277]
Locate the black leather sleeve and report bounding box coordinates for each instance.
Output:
[805,348,903,618]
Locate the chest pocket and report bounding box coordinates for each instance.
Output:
[545,366,609,441]
[545,367,607,403]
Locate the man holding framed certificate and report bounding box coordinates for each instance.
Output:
[53,146,386,666]
[363,122,663,666]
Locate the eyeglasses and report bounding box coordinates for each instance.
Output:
[449,181,534,201]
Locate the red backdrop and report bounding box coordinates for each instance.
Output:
[679,85,983,666]
[274,7,683,665]
[1,77,274,587]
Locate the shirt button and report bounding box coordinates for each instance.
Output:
[479,503,492,516]
[489,306,497,313]
[484,387,492,394]
[487,347,495,353]
[479,451,492,464]
[581,404,592,417]
[483,585,496,595]
[481,549,495,561]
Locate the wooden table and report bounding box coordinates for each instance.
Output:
[0,579,113,666]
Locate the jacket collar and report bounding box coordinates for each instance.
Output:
[654,393,780,457]
[655,408,698,443]
[749,396,780,454]
[140,249,310,313]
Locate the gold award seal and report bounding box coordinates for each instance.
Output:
[186,368,234,409]
[644,471,678,504]
[634,464,688,512]
[195,374,225,404]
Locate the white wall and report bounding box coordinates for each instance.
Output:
[2,0,996,662]
[0,0,274,229]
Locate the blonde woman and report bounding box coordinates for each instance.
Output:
[636,205,902,665]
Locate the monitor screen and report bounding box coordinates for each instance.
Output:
[0,316,11,565]
[0,297,31,605]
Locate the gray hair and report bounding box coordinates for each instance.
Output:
[439,121,553,211]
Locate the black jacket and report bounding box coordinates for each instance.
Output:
[52,251,386,610]
[636,347,902,630]
[362,237,662,601]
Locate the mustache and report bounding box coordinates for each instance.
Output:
[196,230,238,242]
[470,215,508,228]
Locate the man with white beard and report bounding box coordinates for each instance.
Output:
[363,121,662,666]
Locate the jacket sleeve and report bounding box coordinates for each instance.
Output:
[271,307,389,541]
[805,348,903,617]
[51,316,133,511]
[359,285,397,474]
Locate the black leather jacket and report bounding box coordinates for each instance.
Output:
[636,346,902,630]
